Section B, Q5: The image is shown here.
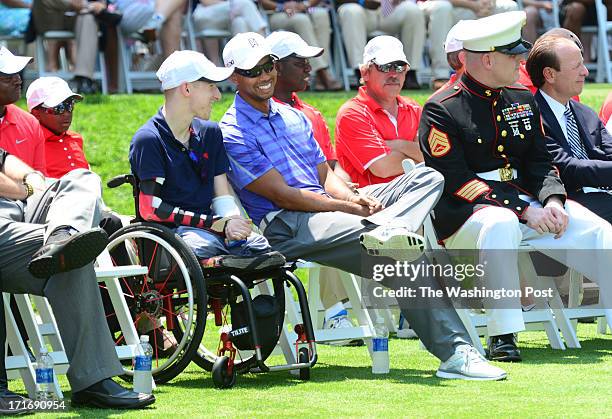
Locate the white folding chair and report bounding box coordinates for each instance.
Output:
[35,31,109,94]
[115,29,163,94]
[582,0,612,83]
[4,250,152,398]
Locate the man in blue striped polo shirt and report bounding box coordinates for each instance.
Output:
[219,32,508,381]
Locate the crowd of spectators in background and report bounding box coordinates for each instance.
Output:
[0,0,610,94]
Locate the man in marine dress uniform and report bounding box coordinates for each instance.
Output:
[419,11,612,362]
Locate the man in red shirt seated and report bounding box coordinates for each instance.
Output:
[334,35,424,338]
[26,77,88,179]
[0,47,46,174]
[267,31,363,344]
[336,35,423,188]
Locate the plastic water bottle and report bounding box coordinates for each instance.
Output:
[133,335,153,394]
[35,347,56,401]
[372,317,390,374]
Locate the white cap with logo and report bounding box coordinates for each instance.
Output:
[266,31,323,60]
[362,35,409,66]
[156,50,234,90]
[0,46,32,75]
[26,77,83,111]
[444,20,473,54]
[456,11,531,55]
[223,32,278,70]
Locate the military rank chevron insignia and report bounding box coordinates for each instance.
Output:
[428,126,451,157]
[454,179,491,202]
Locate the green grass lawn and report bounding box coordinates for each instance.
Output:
[10,85,612,417]
[11,324,612,418]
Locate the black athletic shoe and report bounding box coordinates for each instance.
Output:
[486,334,522,362]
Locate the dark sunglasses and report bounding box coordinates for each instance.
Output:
[234,59,275,78]
[373,62,407,73]
[39,99,76,115]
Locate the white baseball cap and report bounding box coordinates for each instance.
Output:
[266,31,323,60]
[457,11,530,55]
[362,35,409,66]
[156,50,234,90]
[26,77,83,111]
[223,32,277,70]
[0,46,32,75]
[444,20,473,54]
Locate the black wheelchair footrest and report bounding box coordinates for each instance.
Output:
[200,251,286,272]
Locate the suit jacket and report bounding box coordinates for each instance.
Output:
[535,90,612,193]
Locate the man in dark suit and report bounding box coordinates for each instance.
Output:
[526,36,612,224]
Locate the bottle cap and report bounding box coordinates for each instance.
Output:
[39,346,48,354]
[140,335,150,343]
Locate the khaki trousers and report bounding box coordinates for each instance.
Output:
[338,2,425,71]
[452,0,519,22]
[32,0,99,78]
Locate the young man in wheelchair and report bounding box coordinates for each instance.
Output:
[129,49,281,272]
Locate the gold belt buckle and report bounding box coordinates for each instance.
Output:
[498,167,513,182]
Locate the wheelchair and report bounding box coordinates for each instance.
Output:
[102,174,317,388]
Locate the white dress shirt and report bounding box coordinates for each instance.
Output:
[539,90,571,141]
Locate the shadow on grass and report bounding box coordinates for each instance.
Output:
[164,362,455,392]
[517,337,612,365]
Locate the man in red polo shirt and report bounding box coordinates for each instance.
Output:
[335,35,426,338]
[0,47,46,174]
[26,77,89,179]
[336,35,423,189]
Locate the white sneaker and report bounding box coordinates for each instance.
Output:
[396,314,418,339]
[360,226,425,262]
[436,345,507,381]
[322,303,364,347]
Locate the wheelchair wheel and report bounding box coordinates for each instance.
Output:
[101,222,206,383]
[189,275,286,374]
[211,356,237,389]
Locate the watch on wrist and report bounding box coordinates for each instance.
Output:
[23,182,34,199]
